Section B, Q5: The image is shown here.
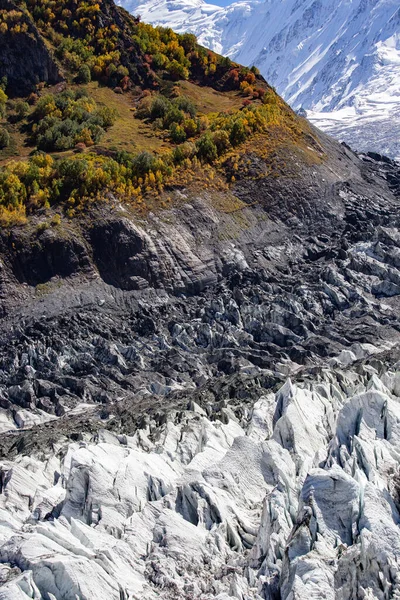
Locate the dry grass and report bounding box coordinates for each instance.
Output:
[84,82,169,155]
[0,121,36,166]
[178,80,248,115]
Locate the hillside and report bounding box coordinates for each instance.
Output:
[0,0,316,227]
[119,0,400,160]
[0,1,400,600]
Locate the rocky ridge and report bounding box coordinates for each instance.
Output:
[0,131,399,598]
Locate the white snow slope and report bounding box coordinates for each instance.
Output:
[118,0,400,159]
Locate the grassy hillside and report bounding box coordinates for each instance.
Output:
[0,0,322,226]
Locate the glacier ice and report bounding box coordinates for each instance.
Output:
[1,355,400,599]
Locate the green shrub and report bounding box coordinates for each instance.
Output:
[136,95,153,119]
[116,65,129,79]
[77,63,91,83]
[172,141,196,163]
[262,89,278,105]
[173,96,196,118]
[152,53,169,69]
[169,123,186,143]
[163,106,185,129]
[196,132,218,163]
[131,151,157,177]
[15,100,30,120]
[0,127,10,149]
[229,120,247,146]
[107,63,118,79]
[180,33,197,53]
[144,96,197,137]
[94,106,117,128]
[167,59,189,81]
[30,90,116,152]
[219,56,232,70]
[183,118,199,138]
[212,130,230,155]
[150,96,171,120]
[172,145,185,164]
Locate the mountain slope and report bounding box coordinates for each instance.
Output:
[0,0,307,226]
[119,0,400,159]
[1,1,400,600]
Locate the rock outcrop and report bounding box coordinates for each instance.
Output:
[0,0,62,95]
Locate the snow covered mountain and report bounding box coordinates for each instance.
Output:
[118,0,400,159]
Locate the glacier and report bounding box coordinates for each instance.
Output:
[118,0,400,160]
[1,352,400,599]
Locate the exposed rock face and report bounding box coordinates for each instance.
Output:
[0,132,400,598]
[0,0,62,95]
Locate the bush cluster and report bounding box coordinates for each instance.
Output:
[137,94,202,143]
[0,149,172,223]
[0,87,300,225]
[209,98,289,145]
[0,8,29,35]
[29,89,117,151]
[153,88,292,163]
[21,0,198,88]
[133,25,193,81]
